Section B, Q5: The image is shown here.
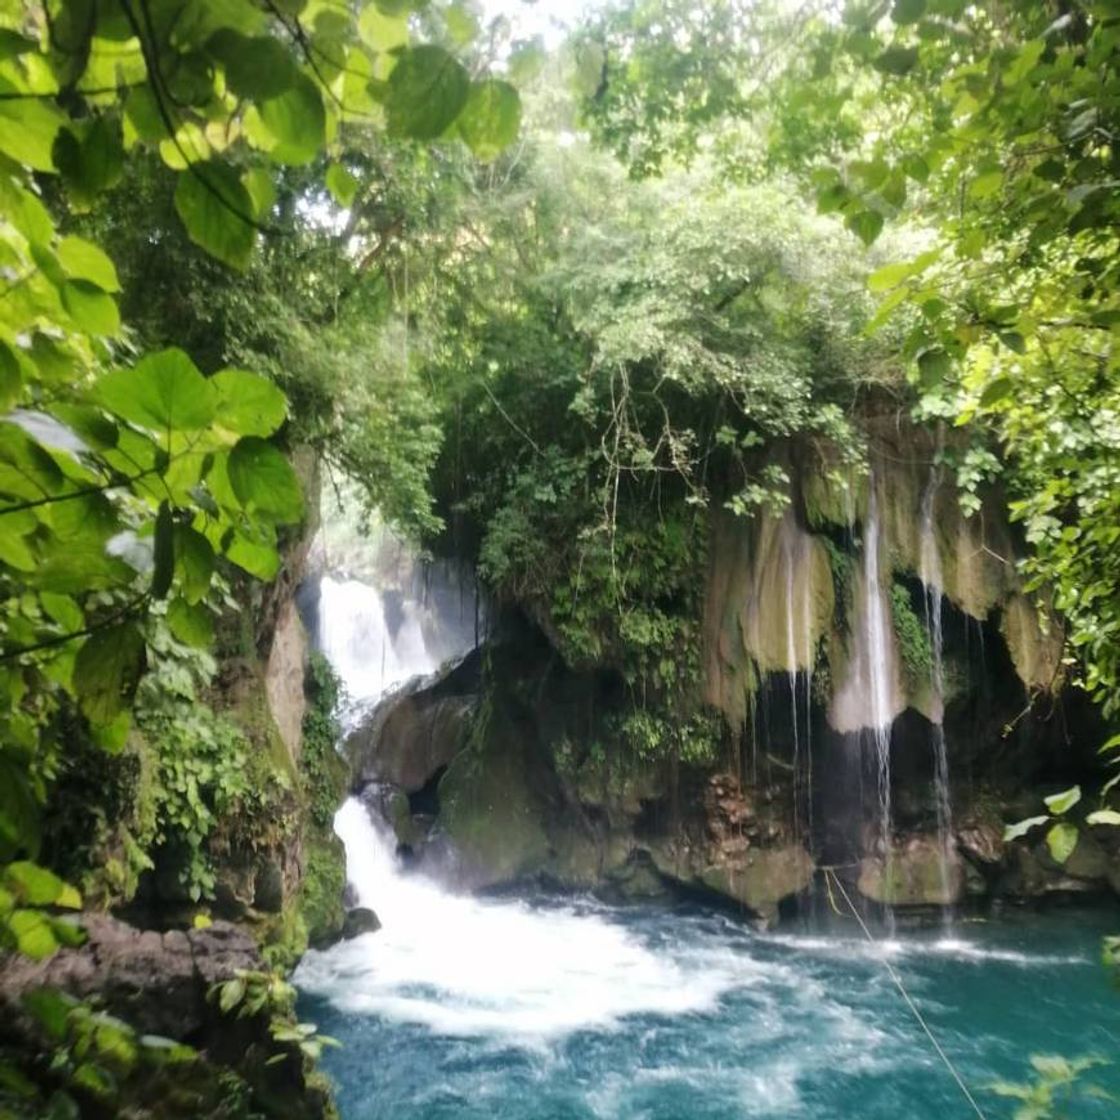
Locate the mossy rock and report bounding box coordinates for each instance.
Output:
[437,706,553,887]
[698,845,815,916]
[299,829,347,949]
[858,835,963,906]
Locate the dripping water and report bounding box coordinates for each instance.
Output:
[920,476,955,922]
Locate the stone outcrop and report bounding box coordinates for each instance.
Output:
[345,652,478,791]
[0,914,335,1119]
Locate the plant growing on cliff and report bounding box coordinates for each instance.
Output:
[574,0,1120,719]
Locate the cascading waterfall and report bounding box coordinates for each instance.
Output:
[919,475,955,916]
[317,575,436,711]
[862,485,895,918]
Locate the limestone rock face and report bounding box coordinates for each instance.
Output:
[703,507,834,730]
[858,835,964,907]
[265,598,308,765]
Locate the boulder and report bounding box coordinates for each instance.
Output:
[0,914,259,1039]
[858,834,964,907]
[341,907,381,939]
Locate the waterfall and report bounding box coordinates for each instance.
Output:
[920,475,955,916]
[297,558,738,1041]
[317,576,438,712]
[861,486,895,916]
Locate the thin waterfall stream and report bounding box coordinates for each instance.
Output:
[919,474,956,919]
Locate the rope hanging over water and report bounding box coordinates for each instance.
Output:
[823,869,988,1120]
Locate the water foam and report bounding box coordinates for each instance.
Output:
[295,800,743,1040]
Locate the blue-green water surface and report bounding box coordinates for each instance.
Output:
[297,899,1119,1120]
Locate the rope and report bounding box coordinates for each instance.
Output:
[825,869,988,1120]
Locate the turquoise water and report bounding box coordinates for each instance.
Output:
[297,894,1120,1120]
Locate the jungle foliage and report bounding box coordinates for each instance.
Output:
[576,0,1120,721]
[0,0,521,961]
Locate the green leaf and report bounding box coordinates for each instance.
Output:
[1045,821,1078,864]
[61,281,120,336]
[151,501,174,600]
[1086,810,1120,826]
[173,526,215,604]
[8,909,58,959]
[868,260,914,292]
[56,237,120,292]
[97,349,217,433]
[325,163,360,207]
[845,209,884,246]
[4,862,81,908]
[1003,814,1049,842]
[0,100,65,171]
[167,597,213,647]
[458,80,521,161]
[218,976,245,1014]
[259,75,326,165]
[207,29,297,99]
[211,369,287,436]
[445,2,479,45]
[874,45,919,76]
[224,531,280,579]
[22,988,77,1041]
[173,162,257,271]
[997,331,1026,354]
[53,116,125,207]
[386,45,470,140]
[979,377,1013,407]
[917,347,951,386]
[358,5,408,52]
[1043,785,1081,815]
[227,437,304,521]
[73,623,145,725]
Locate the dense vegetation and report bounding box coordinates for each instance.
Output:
[1,0,1119,1115]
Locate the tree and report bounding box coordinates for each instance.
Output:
[577,0,1120,721]
[0,0,521,955]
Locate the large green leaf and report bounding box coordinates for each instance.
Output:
[211,368,287,436]
[227,437,304,521]
[259,75,326,165]
[0,99,65,171]
[52,115,125,208]
[458,80,521,161]
[206,29,297,99]
[167,597,214,647]
[173,525,215,604]
[173,161,256,270]
[61,281,120,336]
[97,349,217,433]
[57,236,120,292]
[73,622,145,725]
[386,45,470,140]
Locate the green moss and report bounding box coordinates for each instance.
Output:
[889,581,932,685]
[298,829,347,949]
